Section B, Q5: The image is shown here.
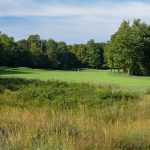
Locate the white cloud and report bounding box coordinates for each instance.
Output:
[0,0,150,19]
[0,0,150,43]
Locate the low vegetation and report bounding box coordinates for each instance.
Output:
[0,78,138,108]
[0,77,150,149]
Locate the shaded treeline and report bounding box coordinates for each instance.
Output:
[0,33,105,70]
[0,19,150,75]
[105,19,150,76]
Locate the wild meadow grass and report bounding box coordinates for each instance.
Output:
[1,96,150,150]
[0,78,150,150]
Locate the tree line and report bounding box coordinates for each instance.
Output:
[105,19,150,76]
[0,33,105,70]
[0,19,150,76]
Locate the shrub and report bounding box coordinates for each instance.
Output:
[99,90,137,101]
[0,78,138,109]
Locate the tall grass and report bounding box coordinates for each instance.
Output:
[1,96,150,150]
[0,78,150,149]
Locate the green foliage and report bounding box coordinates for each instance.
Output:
[105,19,150,76]
[0,78,138,109]
[99,90,137,101]
[0,33,15,66]
[0,19,149,76]
[46,39,58,68]
[68,40,105,69]
[0,77,147,149]
[0,32,105,70]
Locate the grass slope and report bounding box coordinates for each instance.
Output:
[0,67,150,91]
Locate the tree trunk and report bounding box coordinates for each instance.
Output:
[127,69,130,75]
[123,68,127,73]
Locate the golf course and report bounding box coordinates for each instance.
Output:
[0,67,150,92]
[0,2,150,148]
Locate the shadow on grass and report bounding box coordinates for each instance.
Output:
[0,68,32,75]
[0,78,37,91]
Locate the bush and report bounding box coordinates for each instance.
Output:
[99,90,137,101]
[0,78,139,109]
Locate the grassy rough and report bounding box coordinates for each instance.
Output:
[1,95,150,149]
[0,78,150,149]
[0,78,137,109]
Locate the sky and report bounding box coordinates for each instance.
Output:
[0,0,150,44]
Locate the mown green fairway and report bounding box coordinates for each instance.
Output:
[0,67,150,91]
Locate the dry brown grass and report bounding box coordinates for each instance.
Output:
[1,95,150,150]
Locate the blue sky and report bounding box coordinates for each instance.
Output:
[0,0,150,43]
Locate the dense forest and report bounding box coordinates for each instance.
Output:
[0,33,105,70]
[0,19,150,76]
